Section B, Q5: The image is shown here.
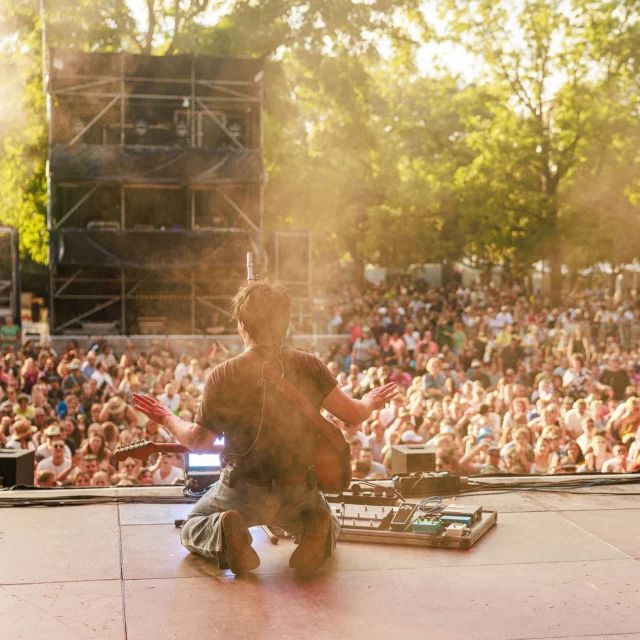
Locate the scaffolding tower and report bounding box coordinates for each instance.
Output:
[0,227,21,325]
[46,49,265,335]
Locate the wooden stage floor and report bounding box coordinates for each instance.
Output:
[2,484,640,640]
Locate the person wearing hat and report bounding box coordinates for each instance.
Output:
[98,392,138,429]
[62,359,87,394]
[5,418,37,450]
[36,424,72,461]
[469,360,491,389]
[476,426,494,443]
[13,393,35,420]
[480,445,505,474]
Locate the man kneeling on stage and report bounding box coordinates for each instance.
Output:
[133,281,396,574]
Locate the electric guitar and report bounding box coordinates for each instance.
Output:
[114,439,223,462]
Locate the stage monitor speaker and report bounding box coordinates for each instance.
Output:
[0,448,35,487]
[391,444,435,475]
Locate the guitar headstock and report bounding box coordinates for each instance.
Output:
[114,439,157,462]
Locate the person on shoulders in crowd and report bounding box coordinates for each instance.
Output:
[0,315,20,352]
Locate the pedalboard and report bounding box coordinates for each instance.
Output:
[329,501,498,550]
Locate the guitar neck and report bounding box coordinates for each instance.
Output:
[151,443,193,455]
[114,439,225,462]
[152,441,224,455]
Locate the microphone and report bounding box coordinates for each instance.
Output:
[247,252,254,282]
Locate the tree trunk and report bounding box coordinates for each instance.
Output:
[549,239,563,306]
[481,263,493,286]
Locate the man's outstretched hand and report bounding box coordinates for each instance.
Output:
[362,382,398,412]
[132,393,173,427]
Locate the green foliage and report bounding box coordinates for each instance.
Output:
[0,0,638,285]
[434,0,640,295]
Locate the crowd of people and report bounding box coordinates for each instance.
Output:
[1,279,640,488]
[0,315,233,488]
[319,280,640,478]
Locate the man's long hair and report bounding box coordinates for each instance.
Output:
[231,281,292,346]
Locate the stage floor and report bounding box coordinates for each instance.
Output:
[2,484,640,640]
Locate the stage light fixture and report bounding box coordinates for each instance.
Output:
[71,118,85,135]
[134,118,149,136]
[228,121,243,137]
[175,121,188,137]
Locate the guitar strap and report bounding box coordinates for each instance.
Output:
[238,349,347,452]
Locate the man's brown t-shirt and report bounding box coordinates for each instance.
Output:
[195,347,337,480]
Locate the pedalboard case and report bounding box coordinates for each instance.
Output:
[330,501,497,550]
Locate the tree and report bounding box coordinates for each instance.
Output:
[438,0,640,300]
[0,0,426,273]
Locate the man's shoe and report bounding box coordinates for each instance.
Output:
[221,510,260,575]
[289,508,331,572]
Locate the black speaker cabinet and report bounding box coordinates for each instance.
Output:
[0,448,35,487]
[391,444,436,474]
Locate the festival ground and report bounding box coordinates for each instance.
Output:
[2,482,640,640]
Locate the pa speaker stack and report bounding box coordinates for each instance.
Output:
[391,444,435,474]
[0,449,35,487]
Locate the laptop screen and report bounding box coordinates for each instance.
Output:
[185,438,224,470]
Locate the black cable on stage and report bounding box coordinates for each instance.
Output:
[2,474,640,508]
